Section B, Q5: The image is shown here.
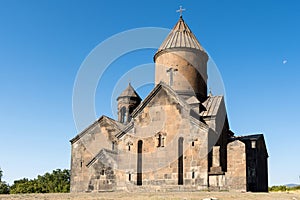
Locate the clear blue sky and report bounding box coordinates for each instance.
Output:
[0,0,299,186]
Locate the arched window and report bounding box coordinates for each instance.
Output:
[157,134,162,147]
[156,132,166,147]
[127,141,133,151]
[178,137,184,185]
[120,106,127,123]
[128,106,135,121]
[191,139,197,147]
[112,141,116,151]
[137,140,143,185]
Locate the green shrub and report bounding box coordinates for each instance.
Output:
[10,169,70,194]
[0,168,10,194]
[269,185,287,192]
[269,185,300,192]
[0,182,10,194]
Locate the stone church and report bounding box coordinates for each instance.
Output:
[70,16,268,192]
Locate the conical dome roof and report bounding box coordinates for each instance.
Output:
[155,17,205,56]
[117,83,141,100]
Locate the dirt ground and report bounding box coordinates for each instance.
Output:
[0,191,300,200]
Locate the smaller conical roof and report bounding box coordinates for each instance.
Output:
[117,83,141,100]
[155,17,205,55]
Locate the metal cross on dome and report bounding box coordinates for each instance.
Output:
[176,6,186,17]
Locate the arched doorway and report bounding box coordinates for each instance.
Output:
[178,137,184,185]
[137,140,143,185]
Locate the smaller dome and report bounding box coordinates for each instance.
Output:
[117,83,141,100]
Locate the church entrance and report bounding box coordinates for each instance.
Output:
[178,137,184,185]
[137,140,143,185]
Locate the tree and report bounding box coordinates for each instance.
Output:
[10,169,70,194]
[0,168,10,194]
[0,168,2,182]
[0,182,10,194]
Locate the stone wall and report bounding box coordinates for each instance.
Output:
[115,87,209,189]
[155,50,208,101]
[70,85,268,193]
[70,117,121,192]
[225,140,247,191]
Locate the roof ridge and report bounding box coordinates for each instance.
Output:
[86,148,118,168]
[131,82,190,118]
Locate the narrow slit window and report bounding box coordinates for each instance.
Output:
[127,142,132,151]
[157,133,166,148]
[158,134,162,147]
[120,106,126,123]
[112,141,115,150]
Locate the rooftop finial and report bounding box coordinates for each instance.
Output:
[176,6,186,18]
[208,87,213,97]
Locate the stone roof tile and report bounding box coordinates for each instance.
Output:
[117,83,141,100]
[201,95,223,117]
[156,17,205,54]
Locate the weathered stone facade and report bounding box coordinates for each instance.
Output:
[70,16,268,192]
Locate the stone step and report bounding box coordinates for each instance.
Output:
[124,184,208,192]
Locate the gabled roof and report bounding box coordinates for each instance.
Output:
[186,96,200,105]
[230,134,269,157]
[155,17,206,57]
[201,95,224,117]
[131,82,190,118]
[114,82,208,139]
[86,148,118,168]
[115,122,134,139]
[70,115,124,144]
[117,83,141,100]
[231,134,264,141]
